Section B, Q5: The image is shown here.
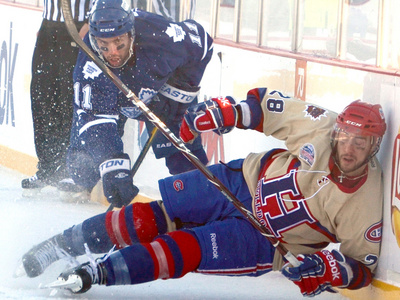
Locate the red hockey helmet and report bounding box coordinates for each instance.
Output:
[335,100,386,137]
[332,100,387,159]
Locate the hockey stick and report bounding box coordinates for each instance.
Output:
[106,126,158,212]
[61,0,299,267]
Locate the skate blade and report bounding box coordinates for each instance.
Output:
[40,274,83,292]
[22,186,59,198]
[13,261,27,278]
[59,191,91,204]
[22,188,43,198]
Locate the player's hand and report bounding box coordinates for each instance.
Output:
[179,96,237,143]
[281,250,353,297]
[99,154,139,208]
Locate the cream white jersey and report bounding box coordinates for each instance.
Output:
[240,88,383,271]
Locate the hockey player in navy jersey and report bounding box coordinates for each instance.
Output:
[64,0,213,207]
[20,87,386,297]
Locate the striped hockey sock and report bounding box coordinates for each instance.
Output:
[102,230,201,285]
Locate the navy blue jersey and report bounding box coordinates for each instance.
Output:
[69,10,213,187]
[73,9,212,116]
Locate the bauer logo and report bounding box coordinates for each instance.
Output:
[0,22,17,127]
[364,221,382,243]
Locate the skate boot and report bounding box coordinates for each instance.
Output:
[22,234,69,278]
[57,178,91,203]
[21,174,49,197]
[55,259,107,294]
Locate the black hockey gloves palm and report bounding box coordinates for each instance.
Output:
[179,97,238,143]
[99,153,139,208]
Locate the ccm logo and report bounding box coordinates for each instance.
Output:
[345,120,362,127]
[100,28,116,32]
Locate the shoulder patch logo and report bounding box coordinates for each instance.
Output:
[304,105,327,121]
[299,143,315,166]
[138,88,157,101]
[184,21,199,34]
[83,61,102,80]
[365,220,382,243]
[120,88,157,118]
[173,179,184,191]
[166,24,186,42]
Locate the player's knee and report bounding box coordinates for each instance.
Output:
[105,201,176,247]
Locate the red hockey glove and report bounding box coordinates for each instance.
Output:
[179,97,237,143]
[281,249,353,297]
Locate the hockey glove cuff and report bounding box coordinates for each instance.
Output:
[99,154,139,208]
[281,249,354,297]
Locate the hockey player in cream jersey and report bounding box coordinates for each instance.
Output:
[20,87,386,297]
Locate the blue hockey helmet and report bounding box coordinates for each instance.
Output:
[89,0,135,39]
[89,0,135,67]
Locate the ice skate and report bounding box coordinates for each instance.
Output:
[21,174,49,197]
[44,259,107,294]
[57,178,91,203]
[21,234,68,278]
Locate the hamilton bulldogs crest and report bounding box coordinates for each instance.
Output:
[304,105,327,121]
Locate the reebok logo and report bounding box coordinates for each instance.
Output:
[321,250,341,281]
[210,233,219,259]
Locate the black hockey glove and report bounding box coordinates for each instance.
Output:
[99,153,139,208]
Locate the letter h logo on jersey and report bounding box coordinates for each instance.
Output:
[254,170,316,238]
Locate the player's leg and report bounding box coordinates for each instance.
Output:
[57,217,274,293]
[103,217,274,285]
[159,158,253,224]
[22,21,56,192]
[48,27,80,183]
[193,217,275,276]
[20,201,172,278]
[21,159,251,277]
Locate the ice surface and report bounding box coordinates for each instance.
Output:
[0,166,348,299]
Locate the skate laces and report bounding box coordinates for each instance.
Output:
[33,240,65,271]
[82,243,115,284]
